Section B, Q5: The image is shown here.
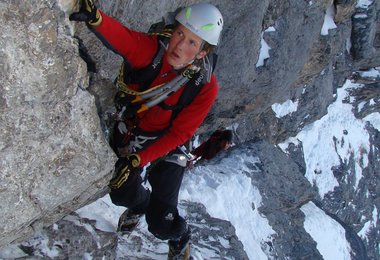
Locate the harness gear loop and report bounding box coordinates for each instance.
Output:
[116,64,201,118]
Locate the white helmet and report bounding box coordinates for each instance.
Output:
[175,3,223,46]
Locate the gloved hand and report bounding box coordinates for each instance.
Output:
[121,102,145,119]
[114,91,147,120]
[114,91,136,111]
[109,154,141,189]
[69,0,102,26]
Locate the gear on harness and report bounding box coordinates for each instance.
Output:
[114,64,201,122]
[112,9,218,125]
[164,145,195,167]
[110,6,219,161]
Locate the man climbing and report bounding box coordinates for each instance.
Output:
[70,1,224,259]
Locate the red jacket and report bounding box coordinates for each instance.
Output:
[95,12,218,166]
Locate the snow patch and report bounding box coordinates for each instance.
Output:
[280,79,372,197]
[364,112,380,131]
[358,101,366,112]
[301,202,351,260]
[272,99,299,118]
[76,196,125,233]
[346,38,352,53]
[359,68,380,78]
[278,137,301,153]
[359,205,379,241]
[321,4,337,35]
[354,14,368,19]
[181,153,274,260]
[256,27,275,67]
[356,0,374,8]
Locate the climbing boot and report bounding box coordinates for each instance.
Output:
[117,209,143,235]
[167,227,191,260]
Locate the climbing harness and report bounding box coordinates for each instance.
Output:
[111,19,217,166]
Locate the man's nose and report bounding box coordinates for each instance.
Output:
[176,38,186,50]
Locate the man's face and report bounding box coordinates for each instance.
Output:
[166,24,207,69]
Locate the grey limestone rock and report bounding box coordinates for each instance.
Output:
[0,0,116,248]
[1,0,380,258]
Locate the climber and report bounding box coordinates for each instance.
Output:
[190,129,233,164]
[69,1,224,259]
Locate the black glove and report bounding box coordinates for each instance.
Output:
[69,0,101,26]
[121,102,145,119]
[109,154,141,189]
[114,91,146,120]
[114,91,136,111]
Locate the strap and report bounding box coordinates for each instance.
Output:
[115,32,172,93]
[116,65,201,118]
[158,68,207,125]
[114,25,216,130]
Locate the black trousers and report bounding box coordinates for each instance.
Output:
[109,159,187,241]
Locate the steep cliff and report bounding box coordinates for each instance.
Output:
[1,0,379,259]
[0,0,117,248]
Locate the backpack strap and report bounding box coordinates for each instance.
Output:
[116,30,172,93]
[158,52,218,124]
[158,71,206,126]
[115,26,218,131]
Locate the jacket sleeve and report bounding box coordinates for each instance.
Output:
[192,141,207,158]
[91,11,158,69]
[137,76,219,166]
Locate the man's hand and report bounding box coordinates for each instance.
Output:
[114,91,136,112]
[109,154,141,189]
[69,0,102,26]
[114,91,146,120]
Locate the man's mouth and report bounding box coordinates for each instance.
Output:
[171,51,180,59]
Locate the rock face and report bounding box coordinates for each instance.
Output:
[1,0,379,259]
[351,0,380,67]
[242,142,320,259]
[0,0,116,248]
[0,199,247,259]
